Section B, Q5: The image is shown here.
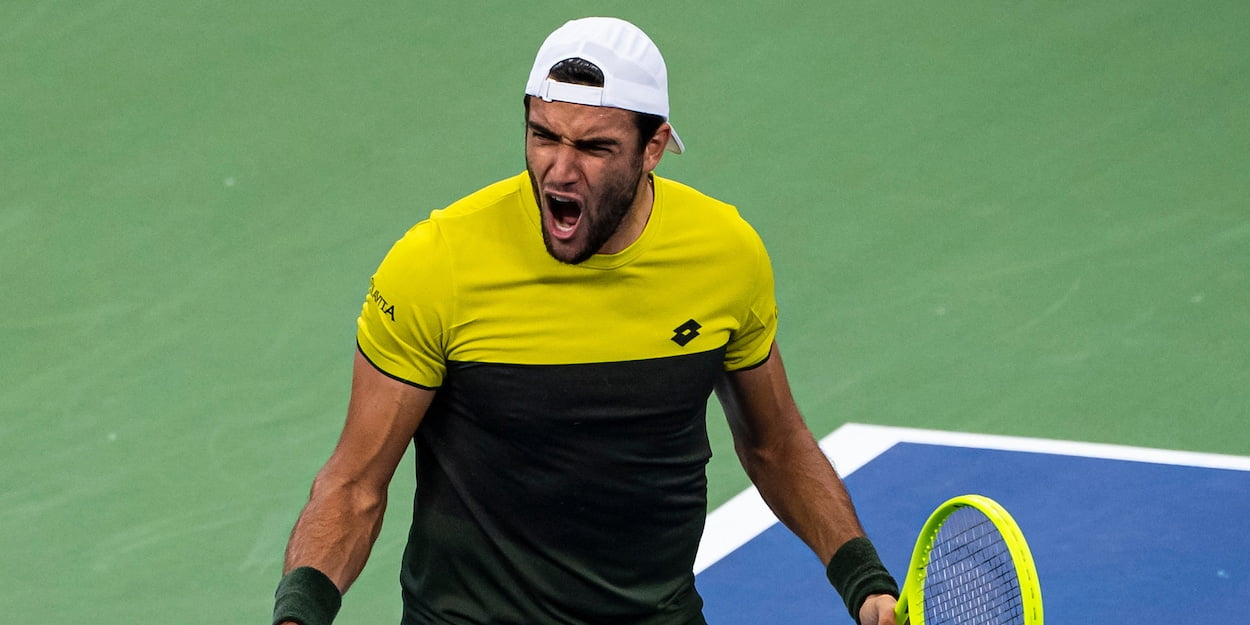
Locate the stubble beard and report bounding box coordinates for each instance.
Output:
[529,158,645,265]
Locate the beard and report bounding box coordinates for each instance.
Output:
[528,156,645,265]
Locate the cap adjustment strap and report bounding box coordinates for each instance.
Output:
[538,79,605,107]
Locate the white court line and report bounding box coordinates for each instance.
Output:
[694,422,1250,574]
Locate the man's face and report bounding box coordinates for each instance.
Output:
[525,98,661,264]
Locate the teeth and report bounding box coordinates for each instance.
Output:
[547,195,580,234]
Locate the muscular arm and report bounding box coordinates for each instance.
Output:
[282,348,434,593]
[715,340,896,624]
[715,340,863,562]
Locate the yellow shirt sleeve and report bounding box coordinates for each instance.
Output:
[722,220,779,371]
[356,218,455,389]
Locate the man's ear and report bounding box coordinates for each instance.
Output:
[643,123,673,172]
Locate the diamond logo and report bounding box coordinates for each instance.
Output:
[671,319,702,347]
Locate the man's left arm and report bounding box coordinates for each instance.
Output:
[715,340,898,625]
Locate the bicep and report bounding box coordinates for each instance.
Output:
[716,341,807,450]
[319,348,435,490]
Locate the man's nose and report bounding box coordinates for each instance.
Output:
[546,144,580,186]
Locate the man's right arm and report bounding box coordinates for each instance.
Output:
[276,348,434,622]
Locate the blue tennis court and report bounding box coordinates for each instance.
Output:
[695,425,1250,623]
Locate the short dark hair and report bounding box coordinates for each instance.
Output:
[547,57,605,87]
[524,57,666,153]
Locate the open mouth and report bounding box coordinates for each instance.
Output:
[545,193,583,240]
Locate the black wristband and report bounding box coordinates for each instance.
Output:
[825,537,900,625]
[273,566,342,625]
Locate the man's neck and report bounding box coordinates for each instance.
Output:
[600,173,655,255]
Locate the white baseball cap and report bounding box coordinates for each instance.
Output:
[525,17,685,154]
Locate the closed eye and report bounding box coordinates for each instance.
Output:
[527,122,621,156]
[529,126,560,143]
[574,139,618,155]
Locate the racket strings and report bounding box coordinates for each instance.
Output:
[922,507,1024,625]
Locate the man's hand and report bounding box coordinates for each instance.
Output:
[858,593,898,625]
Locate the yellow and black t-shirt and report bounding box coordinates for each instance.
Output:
[358,172,778,625]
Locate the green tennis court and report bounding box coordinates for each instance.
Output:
[3,2,1247,622]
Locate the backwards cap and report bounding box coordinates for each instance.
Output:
[525,17,685,154]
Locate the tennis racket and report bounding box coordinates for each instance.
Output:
[894,494,1042,625]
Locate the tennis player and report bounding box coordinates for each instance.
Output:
[273,17,898,625]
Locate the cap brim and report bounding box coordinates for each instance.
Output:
[666,125,685,154]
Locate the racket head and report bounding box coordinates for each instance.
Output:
[894,494,1043,625]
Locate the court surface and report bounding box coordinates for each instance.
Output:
[696,424,1250,623]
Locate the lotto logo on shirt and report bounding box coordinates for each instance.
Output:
[671,319,702,347]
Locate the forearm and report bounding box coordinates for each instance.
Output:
[274,350,430,625]
[735,429,864,563]
[283,471,388,593]
[738,432,898,624]
[717,344,897,624]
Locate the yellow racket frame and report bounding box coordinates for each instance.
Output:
[894,494,1043,625]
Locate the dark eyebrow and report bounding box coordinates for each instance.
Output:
[527,120,622,152]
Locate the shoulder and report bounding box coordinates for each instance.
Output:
[654,176,768,256]
[387,172,532,258]
[436,173,531,220]
[654,176,735,215]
